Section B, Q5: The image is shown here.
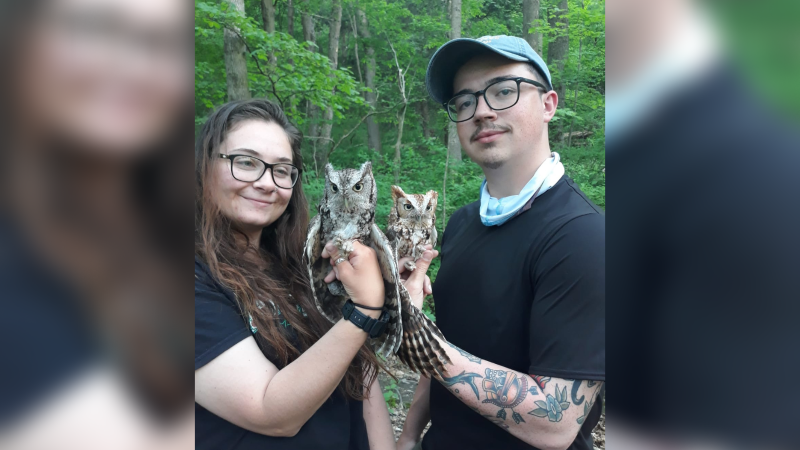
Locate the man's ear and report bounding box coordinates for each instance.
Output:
[542,90,558,124]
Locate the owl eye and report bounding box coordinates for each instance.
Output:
[352,182,363,192]
[331,183,338,193]
[426,205,432,211]
[404,204,413,211]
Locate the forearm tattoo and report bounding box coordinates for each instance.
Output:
[440,342,603,428]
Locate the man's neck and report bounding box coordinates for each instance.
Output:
[484,148,551,199]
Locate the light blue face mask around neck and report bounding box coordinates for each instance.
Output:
[479,152,564,226]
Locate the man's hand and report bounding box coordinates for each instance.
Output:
[398,245,438,309]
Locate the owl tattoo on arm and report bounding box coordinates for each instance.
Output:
[304,163,451,379]
[386,186,438,272]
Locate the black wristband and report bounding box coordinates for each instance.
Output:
[341,299,389,338]
[351,302,383,311]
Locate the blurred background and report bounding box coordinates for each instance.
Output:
[0,0,194,448]
[606,0,799,449]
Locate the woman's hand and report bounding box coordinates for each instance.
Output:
[322,241,385,314]
[398,245,438,310]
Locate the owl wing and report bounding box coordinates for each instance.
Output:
[368,223,403,357]
[431,224,438,248]
[385,225,397,246]
[305,214,347,323]
[372,226,451,380]
[396,286,452,381]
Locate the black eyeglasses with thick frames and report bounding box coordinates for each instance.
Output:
[444,77,548,123]
[219,154,300,189]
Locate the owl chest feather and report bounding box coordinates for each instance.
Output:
[320,205,373,244]
[391,222,434,258]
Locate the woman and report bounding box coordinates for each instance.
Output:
[194,99,396,449]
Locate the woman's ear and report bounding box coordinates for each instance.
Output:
[542,90,558,123]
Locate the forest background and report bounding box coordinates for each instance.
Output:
[195,0,607,320]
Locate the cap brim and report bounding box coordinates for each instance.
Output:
[426,39,529,105]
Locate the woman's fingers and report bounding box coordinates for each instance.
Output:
[319,240,385,308]
[323,268,337,283]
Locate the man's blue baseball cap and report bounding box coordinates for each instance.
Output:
[426,35,552,105]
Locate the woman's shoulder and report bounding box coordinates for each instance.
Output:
[195,255,237,306]
[195,255,212,280]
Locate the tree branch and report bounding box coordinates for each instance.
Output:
[327,102,403,157]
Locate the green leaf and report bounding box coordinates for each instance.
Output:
[528,408,548,417]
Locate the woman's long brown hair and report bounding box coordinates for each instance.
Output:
[195,99,380,400]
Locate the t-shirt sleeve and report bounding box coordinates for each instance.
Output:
[527,213,605,381]
[195,260,252,370]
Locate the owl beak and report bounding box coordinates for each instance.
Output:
[344,197,350,211]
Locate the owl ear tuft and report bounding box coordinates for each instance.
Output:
[325,163,335,179]
[359,161,373,175]
[391,185,406,201]
[427,190,439,201]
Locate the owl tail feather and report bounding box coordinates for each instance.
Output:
[398,305,452,381]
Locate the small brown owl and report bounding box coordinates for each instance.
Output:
[386,186,439,271]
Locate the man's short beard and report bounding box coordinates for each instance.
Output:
[482,160,504,170]
[475,143,505,169]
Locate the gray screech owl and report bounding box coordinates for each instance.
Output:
[386,186,438,271]
[304,162,451,379]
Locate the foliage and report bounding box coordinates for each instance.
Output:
[382,379,400,410]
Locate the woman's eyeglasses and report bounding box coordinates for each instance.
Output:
[219,154,299,189]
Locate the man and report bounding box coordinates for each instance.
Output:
[396,36,605,450]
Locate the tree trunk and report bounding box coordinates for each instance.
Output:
[447,0,463,162]
[522,0,543,55]
[287,0,294,36]
[357,8,381,154]
[262,0,275,33]
[417,101,432,139]
[547,0,569,102]
[547,0,568,137]
[261,0,276,64]
[394,103,407,184]
[301,0,315,47]
[319,0,343,167]
[223,0,250,101]
[350,13,362,84]
[567,35,583,148]
[301,3,319,166]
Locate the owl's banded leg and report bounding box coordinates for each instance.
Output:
[404,243,428,272]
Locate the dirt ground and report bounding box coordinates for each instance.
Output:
[378,356,605,450]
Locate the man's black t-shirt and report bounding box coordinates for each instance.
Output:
[423,177,605,450]
[195,258,369,450]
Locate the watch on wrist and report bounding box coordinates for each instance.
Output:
[341,299,389,338]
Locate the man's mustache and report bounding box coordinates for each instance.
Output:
[470,124,510,142]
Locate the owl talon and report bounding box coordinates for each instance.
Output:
[333,237,354,261]
[341,240,354,255]
[404,260,417,271]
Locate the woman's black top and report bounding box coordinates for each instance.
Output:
[195,257,370,450]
